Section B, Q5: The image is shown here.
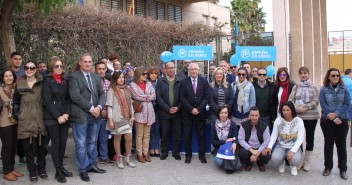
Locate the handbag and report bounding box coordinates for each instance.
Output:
[117,124,130,133]
[220,147,241,172]
[132,100,143,113]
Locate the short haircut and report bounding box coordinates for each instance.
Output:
[216,105,231,120]
[133,67,146,83]
[108,52,119,61]
[344,69,352,75]
[48,56,65,74]
[280,101,297,118]
[0,68,17,84]
[148,66,160,78]
[95,61,106,70]
[80,53,91,61]
[124,61,131,66]
[11,52,22,58]
[249,106,260,115]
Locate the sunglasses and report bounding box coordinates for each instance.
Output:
[258,73,267,76]
[278,74,287,77]
[54,65,64,69]
[24,66,36,71]
[330,75,340,78]
[238,73,246,77]
[142,73,149,76]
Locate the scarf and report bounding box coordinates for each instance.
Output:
[236,79,248,113]
[114,85,130,119]
[138,82,147,92]
[277,80,290,110]
[215,118,232,141]
[53,73,62,83]
[296,79,311,103]
[3,84,15,119]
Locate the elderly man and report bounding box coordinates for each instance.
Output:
[180,62,210,164]
[238,107,271,172]
[219,61,236,84]
[69,53,106,182]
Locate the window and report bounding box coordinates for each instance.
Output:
[126,0,146,17]
[149,1,165,21]
[101,0,123,10]
[168,4,182,24]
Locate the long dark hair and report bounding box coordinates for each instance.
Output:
[323,68,343,87]
[280,101,297,119]
[275,67,290,84]
[110,71,125,90]
[237,67,249,81]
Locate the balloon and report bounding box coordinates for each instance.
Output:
[230,54,239,66]
[266,65,276,77]
[160,51,173,62]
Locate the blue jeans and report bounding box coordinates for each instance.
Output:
[95,119,108,160]
[72,115,99,172]
[213,156,223,167]
[149,114,160,150]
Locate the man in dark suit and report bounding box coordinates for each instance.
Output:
[69,53,106,182]
[176,60,191,80]
[180,62,210,164]
[219,61,236,84]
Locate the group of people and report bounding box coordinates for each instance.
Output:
[0,52,350,183]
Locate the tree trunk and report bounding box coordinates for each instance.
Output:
[1,0,16,66]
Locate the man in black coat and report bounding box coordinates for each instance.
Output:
[219,61,236,84]
[156,61,182,160]
[180,62,210,164]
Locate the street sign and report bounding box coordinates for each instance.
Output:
[235,46,276,61]
[173,46,213,60]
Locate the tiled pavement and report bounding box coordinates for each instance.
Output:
[1,123,351,185]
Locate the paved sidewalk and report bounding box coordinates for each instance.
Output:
[1,124,351,185]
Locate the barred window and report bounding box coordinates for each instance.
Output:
[149,1,165,21]
[101,0,123,10]
[168,4,182,24]
[126,0,146,17]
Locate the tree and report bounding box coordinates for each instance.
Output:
[0,0,73,65]
[231,0,266,40]
[208,0,219,4]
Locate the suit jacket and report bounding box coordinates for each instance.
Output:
[225,73,236,84]
[69,70,105,124]
[156,76,182,119]
[180,76,210,120]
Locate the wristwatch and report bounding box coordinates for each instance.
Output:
[232,137,236,143]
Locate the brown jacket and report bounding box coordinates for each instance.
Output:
[13,74,46,139]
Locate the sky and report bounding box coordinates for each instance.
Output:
[218,0,352,32]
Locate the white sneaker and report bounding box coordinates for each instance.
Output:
[279,161,285,173]
[117,156,125,169]
[291,166,298,176]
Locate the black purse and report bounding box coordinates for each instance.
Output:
[221,147,241,172]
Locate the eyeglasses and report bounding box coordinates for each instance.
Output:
[238,73,246,77]
[24,66,36,71]
[258,73,267,76]
[142,73,149,76]
[230,66,236,69]
[54,65,64,69]
[330,74,340,78]
[252,71,258,73]
[278,74,287,77]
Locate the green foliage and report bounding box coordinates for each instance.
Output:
[0,0,75,14]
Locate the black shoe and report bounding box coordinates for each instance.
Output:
[39,173,48,179]
[30,176,38,183]
[199,156,207,164]
[149,153,155,157]
[323,168,331,176]
[154,153,160,157]
[87,165,106,173]
[160,154,168,160]
[185,156,191,164]
[340,171,348,180]
[61,167,73,177]
[173,155,181,160]
[79,172,90,182]
[55,172,67,183]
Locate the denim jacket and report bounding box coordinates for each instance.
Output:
[319,84,351,119]
[231,81,256,114]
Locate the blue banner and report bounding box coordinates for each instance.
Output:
[235,46,276,61]
[173,46,213,60]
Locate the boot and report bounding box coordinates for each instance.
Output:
[117,156,125,169]
[125,155,136,168]
[303,151,313,171]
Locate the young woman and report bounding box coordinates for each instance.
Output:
[319,68,350,180]
[42,56,72,183]
[147,67,160,157]
[274,67,295,121]
[13,61,47,183]
[263,101,305,176]
[209,67,234,125]
[129,67,156,163]
[211,106,238,173]
[0,69,24,181]
[231,67,256,128]
[106,71,136,169]
[288,67,319,171]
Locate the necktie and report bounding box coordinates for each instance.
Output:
[192,79,197,94]
[87,74,93,91]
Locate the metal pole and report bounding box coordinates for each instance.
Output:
[207,60,210,83]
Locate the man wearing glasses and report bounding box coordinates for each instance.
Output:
[252,68,276,127]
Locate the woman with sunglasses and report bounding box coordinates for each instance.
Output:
[0,69,24,181]
[230,67,256,129]
[42,56,72,183]
[319,68,350,180]
[274,67,295,121]
[13,61,47,183]
[209,67,234,125]
[129,67,156,163]
[288,67,319,172]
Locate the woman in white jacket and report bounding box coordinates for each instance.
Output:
[263,101,305,176]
